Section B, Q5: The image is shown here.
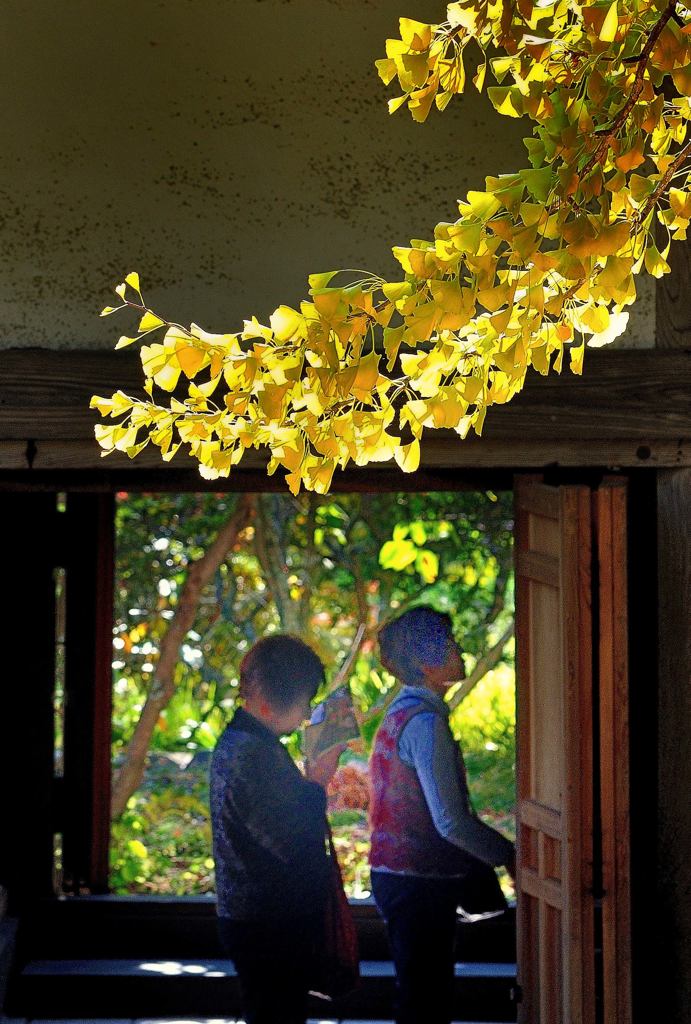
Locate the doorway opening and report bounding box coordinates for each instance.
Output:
[2,473,634,1023]
[109,489,516,900]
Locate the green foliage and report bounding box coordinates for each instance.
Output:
[111,489,516,895]
[112,493,263,758]
[451,662,516,827]
[111,780,214,895]
[113,490,514,759]
[92,0,690,492]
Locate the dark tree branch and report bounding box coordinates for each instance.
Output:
[582,0,678,178]
[636,140,691,225]
[448,622,515,710]
[254,494,302,634]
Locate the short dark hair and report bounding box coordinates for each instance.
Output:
[239,634,324,710]
[378,606,456,686]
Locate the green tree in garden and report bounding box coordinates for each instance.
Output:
[110,490,516,894]
[113,491,513,778]
[92,0,690,491]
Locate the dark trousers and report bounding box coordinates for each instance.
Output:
[218,915,319,1024]
[372,871,459,1024]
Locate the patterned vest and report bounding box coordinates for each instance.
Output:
[369,702,474,877]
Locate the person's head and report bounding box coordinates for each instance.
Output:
[378,606,464,695]
[239,634,325,735]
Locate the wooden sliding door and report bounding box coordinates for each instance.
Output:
[514,477,595,1024]
[514,475,632,1023]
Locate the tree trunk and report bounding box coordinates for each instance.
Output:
[253,493,304,634]
[111,493,255,819]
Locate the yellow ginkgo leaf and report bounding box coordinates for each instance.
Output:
[599,1,618,42]
[139,311,165,333]
[270,305,304,342]
[388,94,408,115]
[394,439,421,473]
[153,363,182,393]
[352,351,381,399]
[177,345,207,378]
[570,343,585,375]
[375,58,398,85]
[399,17,432,51]
[644,244,671,278]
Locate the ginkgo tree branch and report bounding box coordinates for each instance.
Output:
[91,0,691,494]
[581,0,680,178]
[636,140,691,225]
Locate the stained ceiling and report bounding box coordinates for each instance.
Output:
[0,0,653,349]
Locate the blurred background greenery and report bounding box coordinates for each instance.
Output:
[109,490,515,899]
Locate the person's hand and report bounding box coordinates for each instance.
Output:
[305,743,347,788]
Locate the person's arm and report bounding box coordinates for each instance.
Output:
[399,712,515,867]
[305,742,347,788]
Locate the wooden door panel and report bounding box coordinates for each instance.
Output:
[62,493,115,894]
[527,583,562,808]
[515,478,595,1024]
[596,482,632,1024]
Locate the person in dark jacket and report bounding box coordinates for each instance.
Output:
[369,607,516,1024]
[210,634,343,1024]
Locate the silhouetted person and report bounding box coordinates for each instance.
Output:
[210,634,342,1024]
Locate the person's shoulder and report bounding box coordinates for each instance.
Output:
[399,707,437,735]
[211,721,262,770]
[407,689,450,722]
[388,689,425,713]
[390,689,440,718]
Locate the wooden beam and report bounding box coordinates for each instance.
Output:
[0,440,29,469]
[1,436,688,475]
[0,347,689,442]
[0,348,690,473]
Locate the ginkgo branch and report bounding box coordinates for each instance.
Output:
[92,0,691,493]
[636,140,691,224]
[582,0,679,176]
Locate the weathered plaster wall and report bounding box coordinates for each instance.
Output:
[0,0,654,350]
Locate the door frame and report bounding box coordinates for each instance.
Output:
[0,466,652,1024]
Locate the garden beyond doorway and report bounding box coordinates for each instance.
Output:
[109,490,516,900]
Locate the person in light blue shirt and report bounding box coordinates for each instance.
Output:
[369,606,515,1024]
[391,684,514,870]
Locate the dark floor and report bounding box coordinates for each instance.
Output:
[0,1018,509,1023]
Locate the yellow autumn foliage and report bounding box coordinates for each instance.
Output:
[93,0,690,493]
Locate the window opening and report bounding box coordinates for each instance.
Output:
[54,565,66,779]
[53,832,64,895]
